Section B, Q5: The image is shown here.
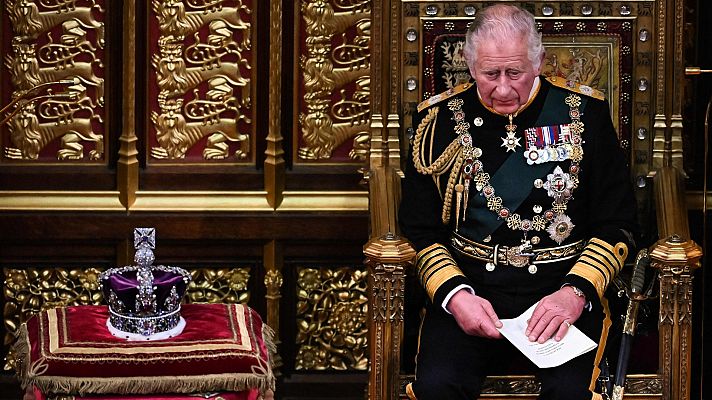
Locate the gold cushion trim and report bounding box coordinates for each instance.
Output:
[44,305,253,356]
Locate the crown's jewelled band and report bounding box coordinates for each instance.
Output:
[108,305,181,320]
[108,306,182,337]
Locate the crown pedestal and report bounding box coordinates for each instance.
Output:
[99,228,192,340]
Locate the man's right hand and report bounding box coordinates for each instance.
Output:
[446,289,503,338]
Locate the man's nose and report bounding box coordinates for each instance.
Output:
[495,77,512,95]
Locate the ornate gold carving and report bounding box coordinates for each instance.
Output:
[481,376,540,394]
[650,235,702,400]
[295,266,368,370]
[2,267,104,370]
[370,263,405,323]
[365,234,415,400]
[185,267,251,304]
[5,0,105,45]
[624,375,663,394]
[297,0,370,161]
[3,0,106,161]
[264,269,283,296]
[263,240,283,374]
[5,99,103,160]
[152,0,251,44]
[150,97,250,160]
[150,0,252,161]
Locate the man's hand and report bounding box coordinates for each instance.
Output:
[525,286,587,343]
[446,289,503,338]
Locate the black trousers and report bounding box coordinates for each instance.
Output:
[410,284,609,400]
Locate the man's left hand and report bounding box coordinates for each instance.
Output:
[525,286,587,343]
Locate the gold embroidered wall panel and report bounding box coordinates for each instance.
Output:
[295,0,371,164]
[2,0,106,162]
[149,0,254,163]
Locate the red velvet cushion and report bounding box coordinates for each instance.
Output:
[15,304,275,397]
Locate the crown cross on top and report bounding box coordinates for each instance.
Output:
[134,228,156,250]
[133,228,156,270]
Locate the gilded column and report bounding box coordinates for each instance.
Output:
[119,0,138,209]
[649,235,702,400]
[364,233,415,400]
[651,0,668,169]
[264,240,284,374]
[266,0,285,208]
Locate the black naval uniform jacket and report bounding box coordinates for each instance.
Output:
[399,76,637,314]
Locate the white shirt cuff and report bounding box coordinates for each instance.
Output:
[442,284,475,313]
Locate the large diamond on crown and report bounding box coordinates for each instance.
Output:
[99,228,192,340]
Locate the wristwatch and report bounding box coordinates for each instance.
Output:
[568,285,586,299]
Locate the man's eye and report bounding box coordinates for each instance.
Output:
[508,71,521,77]
[486,72,499,78]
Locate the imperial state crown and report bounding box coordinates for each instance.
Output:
[99,228,192,340]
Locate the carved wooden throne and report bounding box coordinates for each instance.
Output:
[365,1,702,400]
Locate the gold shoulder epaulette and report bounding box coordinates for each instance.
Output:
[417,82,474,113]
[546,76,605,101]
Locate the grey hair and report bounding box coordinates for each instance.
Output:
[463,4,544,69]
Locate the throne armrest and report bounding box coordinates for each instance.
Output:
[364,233,416,400]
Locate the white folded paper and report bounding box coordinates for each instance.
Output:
[497,302,597,368]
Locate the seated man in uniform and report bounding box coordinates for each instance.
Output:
[399,4,637,400]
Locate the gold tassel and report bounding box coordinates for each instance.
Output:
[455,183,463,231]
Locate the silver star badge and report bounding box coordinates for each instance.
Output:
[547,214,575,244]
[501,132,522,152]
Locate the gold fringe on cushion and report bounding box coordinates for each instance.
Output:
[259,323,278,398]
[12,323,33,384]
[30,373,274,397]
[13,321,277,397]
[262,323,277,371]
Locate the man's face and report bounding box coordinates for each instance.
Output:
[468,35,542,115]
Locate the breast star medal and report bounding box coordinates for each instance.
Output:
[501,114,521,152]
